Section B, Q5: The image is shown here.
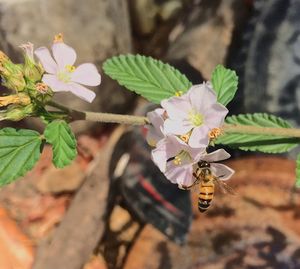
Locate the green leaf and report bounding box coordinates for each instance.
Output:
[296,154,300,187]
[0,128,42,186]
[44,120,77,168]
[216,113,300,153]
[103,54,192,103]
[211,65,238,106]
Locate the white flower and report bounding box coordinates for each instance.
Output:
[145,108,166,147]
[161,82,228,148]
[34,34,101,103]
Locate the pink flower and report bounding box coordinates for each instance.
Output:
[145,108,165,147]
[34,35,101,103]
[161,82,228,148]
[151,136,206,185]
[152,137,234,187]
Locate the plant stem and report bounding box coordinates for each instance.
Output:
[47,101,300,138]
[47,101,70,113]
[83,111,149,125]
[81,112,300,138]
[47,101,149,125]
[223,124,300,138]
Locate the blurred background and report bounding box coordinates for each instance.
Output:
[0,0,300,268]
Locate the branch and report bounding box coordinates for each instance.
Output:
[48,101,300,138]
[223,124,300,138]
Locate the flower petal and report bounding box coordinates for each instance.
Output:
[188,125,210,148]
[151,136,187,172]
[147,108,165,130]
[161,96,190,120]
[52,42,77,70]
[71,63,101,86]
[146,108,165,146]
[146,128,162,147]
[42,74,68,92]
[164,118,192,135]
[204,103,228,128]
[151,144,168,173]
[165,162,194,186]
[210,163,235,180]
[201,149,231,162]
[189,83,217,112]
[68,82,96,103]
[35,47,58,74]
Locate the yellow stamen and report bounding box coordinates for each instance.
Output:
[175,90,183,97]
[179,130,192,143]
[208,127,222,139]
[173,150,192,166]
[188,109,204,126]
[65,65,76,73]
[173,156,182,165]
[54,33,64,43]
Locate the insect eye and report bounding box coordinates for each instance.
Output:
[199,161,210,168]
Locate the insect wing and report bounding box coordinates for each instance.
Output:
[214,178,236,195]
[190,182,200,194]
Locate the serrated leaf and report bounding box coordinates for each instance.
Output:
[103,54,192,103]
[0,128,42,186]
[211,65,238,106]
[216,113,300,153]
[44,120,77,168]
[296,154,300,187]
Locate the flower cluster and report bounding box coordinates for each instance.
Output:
[0,34,101,122]
[146,83,234,188]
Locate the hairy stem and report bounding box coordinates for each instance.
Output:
[47,101,70,113]
[47,101,149,125]
[223,124,300,138]
[48,101,300,138]
[83,111,149,125]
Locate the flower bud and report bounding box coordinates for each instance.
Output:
[19,43,43,82]
[0,93,31,107]
[2,104,35,121]
[34,82,53,103]
[0,51,26,91]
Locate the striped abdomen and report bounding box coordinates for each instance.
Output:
[198,181,214,212]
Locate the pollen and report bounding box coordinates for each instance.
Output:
[175,90,183,97]
[54,33,64,43]
[209,128,222,139]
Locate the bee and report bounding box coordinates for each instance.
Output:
[182,161,235,213]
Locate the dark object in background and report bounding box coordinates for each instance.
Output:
[229,0,300,129]
[110,127,192,244]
